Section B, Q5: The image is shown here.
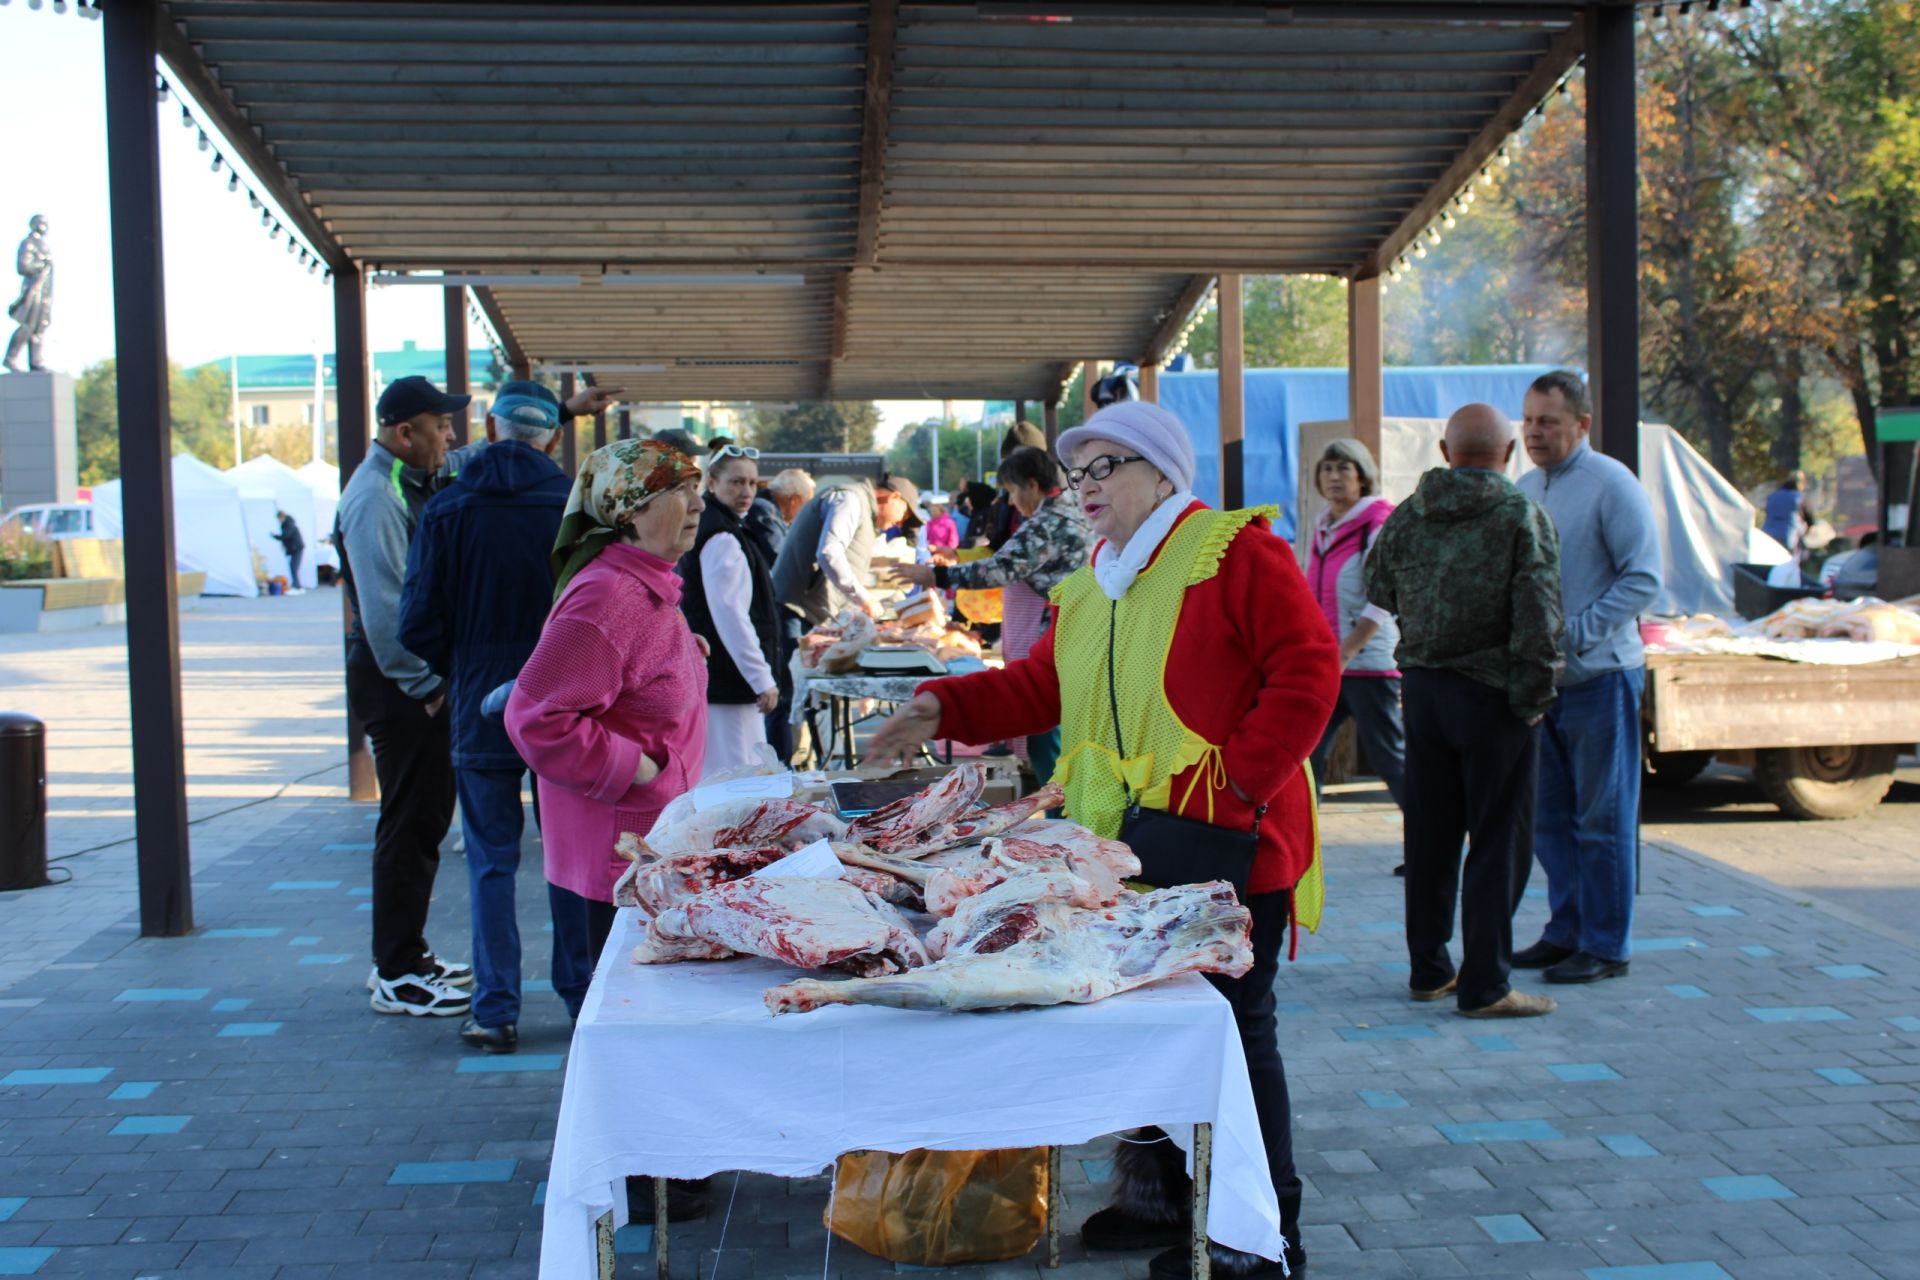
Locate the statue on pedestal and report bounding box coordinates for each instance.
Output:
[5,215,53,373]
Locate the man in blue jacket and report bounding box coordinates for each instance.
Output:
[400,381,572,1053]
[1515,370,1662,986]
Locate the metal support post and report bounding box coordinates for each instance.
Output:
[1140,362,1160,403]
[1219,274,1246,510]
[1586,3,1640,475]
[1192,1122,1212,1280]
[560,372,577,476]
[1346,275,1383,462]
[617,409,632,441]
[593,410,607,451]
[1043,401,1059,450]
[1046,1145,1062,1268]
[655,1176,671,1280]
[334,266,377,802]
[103,0,192,937]
[443,285,469,446]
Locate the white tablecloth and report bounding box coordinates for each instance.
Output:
[538,908,1283,1277]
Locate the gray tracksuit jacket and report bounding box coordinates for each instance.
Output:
[337,441,444,700]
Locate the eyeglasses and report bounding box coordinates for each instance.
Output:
[1066,454,1145,489]
[711,444,760,461]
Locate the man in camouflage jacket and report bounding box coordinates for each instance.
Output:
[1363,404,1565,1020]
[930,488,1093,597]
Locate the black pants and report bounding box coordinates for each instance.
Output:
[766,619,801,764]
[549,883,619,1021]
[1400,669,1538,1010]
[287,548,303,587]
[347,664,456,980]
[1205,889,1302,1236]
[1307,674,1408,809]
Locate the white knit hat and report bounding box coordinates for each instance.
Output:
[1056,401,1197,495]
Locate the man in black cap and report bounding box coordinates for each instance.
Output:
[338,375,475,1018]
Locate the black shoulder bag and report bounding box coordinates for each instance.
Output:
[1106,601,1263,897]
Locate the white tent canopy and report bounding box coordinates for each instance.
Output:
[294,460,341,574]
[230,455,323,587]
[93,454,260,597]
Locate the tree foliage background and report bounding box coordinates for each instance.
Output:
[740,401,880,455]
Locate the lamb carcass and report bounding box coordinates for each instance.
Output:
[635,876,929,977]
[843,764,985,853]
[886,782,1067,859]
[613,843,784,912]
[646,796,847,856]
[1010,819,1140,874]
[766,881,1253,1014]
[921,836,1132,917]
[924,868,1119,958]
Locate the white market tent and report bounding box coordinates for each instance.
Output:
[294,460,341,574]
[232,484,289,587]
[230,455,322,587]
[93,454,259,598]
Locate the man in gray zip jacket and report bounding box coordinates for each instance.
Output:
[770,473,919,628]
[1513,370,1662,986]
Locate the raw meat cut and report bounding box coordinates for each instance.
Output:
[647,796,847,856]
[887,783,1066,859]
[922,836,1134,917]
[1007,819,1140,874]
[631,913,737,964]
[925,869,1116,958]
[766,881,1253,1014]
[636,876,930,977]
[844,765,985,853]
[613,844,784,912]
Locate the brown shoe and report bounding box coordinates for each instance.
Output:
[1458,990,1556,1019]
[1410,976,1458,1002]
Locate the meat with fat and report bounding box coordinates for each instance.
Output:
[924,868,1117,958]
[843,764,985,854]
[921,836,1132,917]
[766,880,1253,1014]
[614,845,785,912]
[647,796,848,856]
[635,876,930,976]
[886,782,1066,859]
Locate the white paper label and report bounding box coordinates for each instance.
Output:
[690,771,796,812]
[754,838,843,880]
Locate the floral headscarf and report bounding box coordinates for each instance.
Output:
[550,438,704,598]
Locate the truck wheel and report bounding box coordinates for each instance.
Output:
[1646,750,1714,788]
[1754,744,1898,819]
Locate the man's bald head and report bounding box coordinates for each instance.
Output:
[1440,403,1516,470]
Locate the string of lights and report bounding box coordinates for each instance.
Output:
[3,0,105,16]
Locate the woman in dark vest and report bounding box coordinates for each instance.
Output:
[680,446,784,777]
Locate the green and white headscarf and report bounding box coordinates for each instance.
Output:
[550,438,703,598]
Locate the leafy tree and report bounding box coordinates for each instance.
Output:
[744,401,880,454]
[886,419,991,493]
[73,359,240,484]
[1185,276,1348,369]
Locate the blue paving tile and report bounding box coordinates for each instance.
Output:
[1470,1034,1517,1052]
[1687,905,1743,917]
[1586,1265,1732,1280]
[1522,887,1546,898]
[217,1022,283,1038]
[1335,1025,1439,1042]
[1665,984,1708,999]
[110,1114,190,1136]
[0,1200,23,1224]
[1703,1174,1795,1202]
[526,978,555,993]
[109,1081,159,1100]
[1549,1063,1623,1083]
[323,842,376,852]
[1295,952,1349,966]
[0,1247,57,1276]
[1814,1067,1870,1086]
[1358,1090,1408,1109]
[1600,1134,1660,1158]
[1358,920,1400,934]
[1080,1158,1114,1185]
[357,902,373,911]
[1476,1214,1543,1243]
[1274,1001,1314,1016]
[612,1223,655,1254]
[389,1159,517,1185]
[212,998,251,1012]
[1745,1006,1850,1023]
[1375,961,1411,974]
[533,1182,547,1206]
[455,1054,565,1074]
[1740,945,1777,957]
[298,954,351,965]
[202,927,280,939]
[1817,964,1880,979]
[115,988,208,1002]
[1438,1119,1563,1144]
[289,936,320,946]
[2,1067,112,1085]
[268,880,340,891]
[1635,937,1704,952]
[1890,1015,1920,1032]
[348,886,374,896]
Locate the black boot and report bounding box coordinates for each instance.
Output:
[1081,1128,1189,1252]
[1150,1238,1306,1278]
[624,1175,708,1223]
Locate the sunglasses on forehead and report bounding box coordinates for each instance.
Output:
[711,444,760,462]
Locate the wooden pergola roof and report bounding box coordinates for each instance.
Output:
[161,0,1594,403]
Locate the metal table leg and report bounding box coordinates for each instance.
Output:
[1192,1123,1212,1280]
[1046,1145,1062,1268]
[594,1210,616,1280]
[655,1176,671,1279]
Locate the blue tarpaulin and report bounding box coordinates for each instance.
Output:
[1154,365,1561,539]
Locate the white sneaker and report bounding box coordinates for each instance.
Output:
[369,970,472,1017]
[424,951,473,988]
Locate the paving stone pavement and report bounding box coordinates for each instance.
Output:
[2,787,1917,1279]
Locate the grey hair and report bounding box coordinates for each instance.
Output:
[1528,369,1591,418]
[1316,438,1379,497]
[491,413,556,448]
[769,468,816,501]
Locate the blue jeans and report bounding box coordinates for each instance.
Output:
[548,884,618,1022]
[1534,667,1644,963]
[454,767,527,1028]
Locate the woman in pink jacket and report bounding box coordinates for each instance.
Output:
[506,439,709,1020]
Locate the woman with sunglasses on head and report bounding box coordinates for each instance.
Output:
[868,402,1338,1280]
[681,445,785,777]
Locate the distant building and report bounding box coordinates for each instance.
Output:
[191,340,499,435]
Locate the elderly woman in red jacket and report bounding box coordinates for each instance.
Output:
[869,402,1337,1279]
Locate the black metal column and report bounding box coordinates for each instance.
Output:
[333,266,376,802]
[1015,399,1028,426]
[1586,3,1640,475]
[1043,402,1059,451]
[617,409,631,441]
[444,285,469,446]
[560,372,577,475]
[594,411,607,451]
[104,0,191,937]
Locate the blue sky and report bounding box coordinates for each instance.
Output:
[0,7,960,440]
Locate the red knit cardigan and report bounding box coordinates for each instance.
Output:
[920,502,1339,896]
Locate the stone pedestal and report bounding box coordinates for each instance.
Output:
[0,371,79,511]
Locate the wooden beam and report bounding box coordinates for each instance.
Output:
[470,285,529,377]
[1082,360,1102,423]
[1586,4,1639,474]
[853,0,899,268]
[1139,361,1160,403]
[560,372,578,476]
[444,285,470,446]
[1346,274,1383,461]
[1219,273,1246,510]
[1360,23,1583,278]
[332,265,377,805]
[1043,400,1060,451]
[1140,275,1216,365]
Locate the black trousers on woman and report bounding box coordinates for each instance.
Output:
[1207,888,1303,1237]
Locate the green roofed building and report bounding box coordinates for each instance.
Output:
[189,340,500,433]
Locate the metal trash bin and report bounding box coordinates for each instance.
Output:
[0,713,49,891]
